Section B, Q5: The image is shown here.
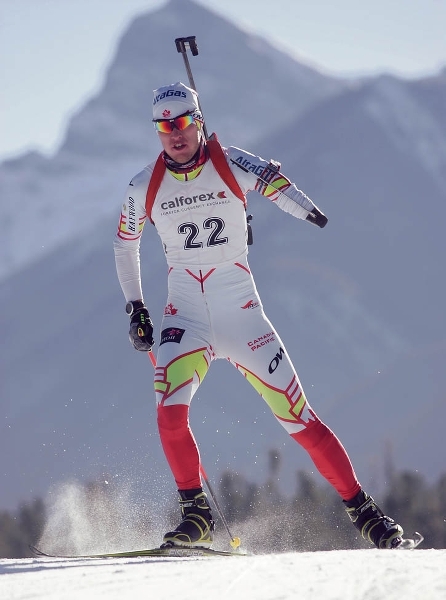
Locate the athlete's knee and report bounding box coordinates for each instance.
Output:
[291,415,334,452]
[157,404,189,433]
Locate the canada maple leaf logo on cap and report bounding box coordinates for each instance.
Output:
[162,109,171,118]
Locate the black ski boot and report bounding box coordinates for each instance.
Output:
[344,489,404,549]
[162,488,215,548]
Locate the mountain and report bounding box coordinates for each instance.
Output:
[1,0,445,512]
[0,0,341,284]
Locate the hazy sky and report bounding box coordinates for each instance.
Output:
[1,0,445,161]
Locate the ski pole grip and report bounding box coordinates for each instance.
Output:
[175,36,198,55]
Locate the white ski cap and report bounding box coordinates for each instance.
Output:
[152,82,200,120]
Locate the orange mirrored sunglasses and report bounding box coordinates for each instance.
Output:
[153,114,196,133]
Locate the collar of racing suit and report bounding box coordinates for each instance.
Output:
[163,141,208,181]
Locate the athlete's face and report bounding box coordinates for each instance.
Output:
[158,122,201,164]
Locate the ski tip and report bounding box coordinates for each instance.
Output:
[29,545,47,557]
[397,531,424,550]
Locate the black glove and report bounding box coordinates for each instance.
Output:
[306,206,328,228]
[128,305,154,351]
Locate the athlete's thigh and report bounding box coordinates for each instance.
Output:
[154,317,213,407]
[224,307,312,433]
[224,306,295,383]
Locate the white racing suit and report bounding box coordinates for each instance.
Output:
[114,144,360,500]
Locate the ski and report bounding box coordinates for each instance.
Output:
[29,531,423,559]
[29,544,249,559]
[396,532,424,550]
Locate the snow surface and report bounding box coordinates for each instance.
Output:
[1,548,445,600]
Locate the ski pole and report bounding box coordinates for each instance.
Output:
[175,36,209,140]
[199,463,241,549]
[148,349,157,368]
[147,349,241,549]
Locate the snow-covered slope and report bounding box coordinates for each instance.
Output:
[1,549,445,600]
